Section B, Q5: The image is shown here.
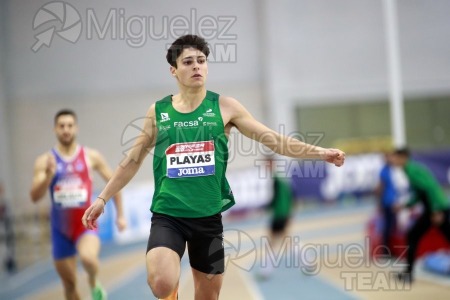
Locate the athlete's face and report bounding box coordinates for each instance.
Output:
[392,154,407,167]
[54,115,78,146]
[170,48,208,88]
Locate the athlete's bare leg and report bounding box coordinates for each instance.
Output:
[77,233,101,289]
[146,247,180,299]
[54,256,80,300]
[191,268,223,300]
[158,283,178,300]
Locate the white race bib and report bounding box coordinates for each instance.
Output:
[54,188,88,207]
[166,141,215,178]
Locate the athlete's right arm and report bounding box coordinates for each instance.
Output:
[30,153,56,202]
[82,104,157,229]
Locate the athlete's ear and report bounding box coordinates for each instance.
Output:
[170,66,177,77]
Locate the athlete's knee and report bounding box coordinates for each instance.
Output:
[147,272,176,299]
[79,252,98,269]
[77,234,101,268]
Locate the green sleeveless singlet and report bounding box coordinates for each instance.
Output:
[151,90,235,217]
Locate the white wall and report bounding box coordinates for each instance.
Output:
[7,0,261,99]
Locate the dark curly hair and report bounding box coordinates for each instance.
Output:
[166,35,210,68]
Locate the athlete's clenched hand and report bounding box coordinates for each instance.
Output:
[82,198,105,230]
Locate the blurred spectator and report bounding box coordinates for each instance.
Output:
[375,151,409,255]
[393,147,450,282]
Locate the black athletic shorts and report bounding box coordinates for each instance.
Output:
[147,212,224,274]
[271,217,289,233]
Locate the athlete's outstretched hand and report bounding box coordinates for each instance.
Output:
[322,148,346,167]
[82,198,105,230]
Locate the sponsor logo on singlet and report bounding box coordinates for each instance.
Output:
[74,159,85,172]
[203,108,215,117]
[165,141,215,178]
[159,124,171,131]
[174,120,199,127]
[160,112,170,122]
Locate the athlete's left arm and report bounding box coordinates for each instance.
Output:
[88,149,127,231]
[219,96,345,166]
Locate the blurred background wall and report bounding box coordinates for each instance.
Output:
[1,0,450,214]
